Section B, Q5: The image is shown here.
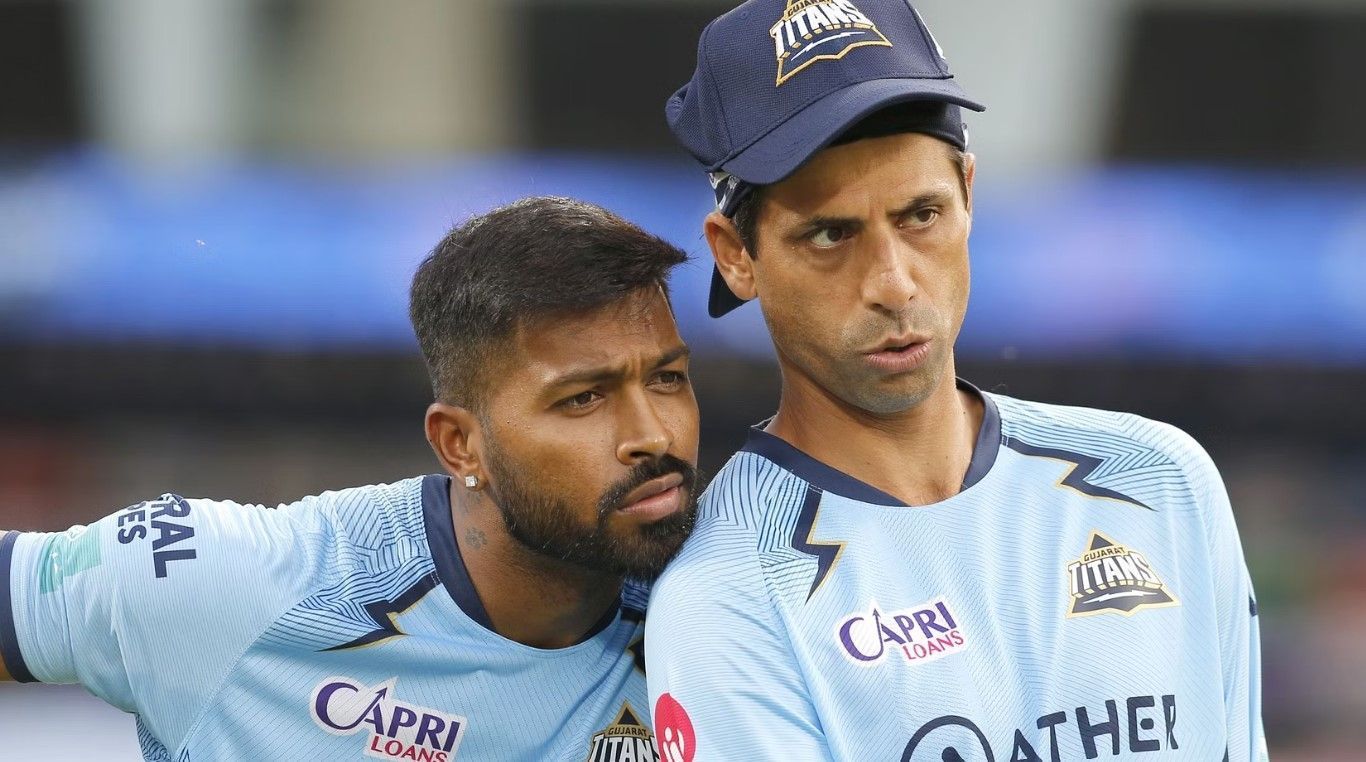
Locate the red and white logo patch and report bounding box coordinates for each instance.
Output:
[653,693,695,762]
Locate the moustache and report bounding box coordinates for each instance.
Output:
[597,455,698,517]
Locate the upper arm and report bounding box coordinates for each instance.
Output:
[2,496,320,746]
[1174,433,1267,759]
[646,535,830,761]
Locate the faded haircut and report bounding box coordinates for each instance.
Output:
[409,196,687,409]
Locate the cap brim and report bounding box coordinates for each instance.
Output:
[720,78,985,185]
[708,265,748,318]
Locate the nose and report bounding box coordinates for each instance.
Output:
[615,388,672,466]
[860,230,918,313]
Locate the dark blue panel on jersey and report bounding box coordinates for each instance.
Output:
[0,531,37,682]
[744,429,906,507]
[421,475,496,632]
[961,380,1002,489]
[1000,439,1152,510]
[321,573,441,652]
[743,379,1002,507]
[791,486,842,602]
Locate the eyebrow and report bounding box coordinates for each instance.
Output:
[794,188,958,233]
[545,344,691,388]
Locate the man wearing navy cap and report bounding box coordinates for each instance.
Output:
[645,1,1268,760]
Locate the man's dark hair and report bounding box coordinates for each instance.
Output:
[409,196,687,408]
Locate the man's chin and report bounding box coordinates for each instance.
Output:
[600,511,695,578]
[842,359,948,415]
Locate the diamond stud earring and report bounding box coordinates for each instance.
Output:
[464,475,479,489]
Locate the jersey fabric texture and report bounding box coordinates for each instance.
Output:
[1,475,659,761]
[647,381,1267,762]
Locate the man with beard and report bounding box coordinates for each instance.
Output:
[646,1,1266,761]
[0,196,697,761]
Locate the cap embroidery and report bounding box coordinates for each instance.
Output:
[770,0,892,86]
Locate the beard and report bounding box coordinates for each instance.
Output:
[482,442,699,580]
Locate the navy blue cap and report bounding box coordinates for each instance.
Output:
[666,0,986,317]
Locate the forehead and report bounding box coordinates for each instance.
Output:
[764,132,958,215]
[505,287,681,382]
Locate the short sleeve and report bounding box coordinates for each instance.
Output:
[2,494,321,749]
[1178,437,1269,760]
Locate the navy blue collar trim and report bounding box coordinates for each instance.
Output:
[741,378,1002,507]
[421,475,497,632]
[962,379,1002,488]
[420,474,622,645]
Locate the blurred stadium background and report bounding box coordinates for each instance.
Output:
[1,0,1364,758]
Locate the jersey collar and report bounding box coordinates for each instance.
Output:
[740,378,1002,507]
[421,474,497,631]
[420,474,622,644]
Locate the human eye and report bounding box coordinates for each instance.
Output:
[902,207,940,228]
[650,370,690,391]
[556,390,603,412]
[808,225,850,249]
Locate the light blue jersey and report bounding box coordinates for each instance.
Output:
[2,475,659,761]
[647,382,1266,761]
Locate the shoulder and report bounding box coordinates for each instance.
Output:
[249,477,447,652]
[289,476,433,565]
[63,478,438,627]
[671,449,815,565]
[652,451,811,611]
[698,448,812,527]
[992,392,1212,467]
[990,392,1223,508]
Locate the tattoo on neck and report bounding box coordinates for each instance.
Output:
[465,527,488,550]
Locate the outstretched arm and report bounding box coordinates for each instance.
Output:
[0,496,319,750]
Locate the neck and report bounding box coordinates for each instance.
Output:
[767,358,983,506]
[447,483,623,649]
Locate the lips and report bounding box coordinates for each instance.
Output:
[866,332,932,355]
[617,472,685,511]
[863,335,933,374]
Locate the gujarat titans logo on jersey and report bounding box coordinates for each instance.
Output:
[1067,532,1179,618]
[586,703,659,762]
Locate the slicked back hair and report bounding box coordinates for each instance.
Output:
[409,196,688,409]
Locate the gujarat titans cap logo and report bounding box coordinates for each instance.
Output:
[769,0,892,85]
[1066,531,1180,618]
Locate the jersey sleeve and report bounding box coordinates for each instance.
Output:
[646,525,831,761]
[1180,437,1269,761]
[1,494,322,749]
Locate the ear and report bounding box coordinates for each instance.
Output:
[425,402,485,483]
[703,211,759,303]
[962,152,977,219]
